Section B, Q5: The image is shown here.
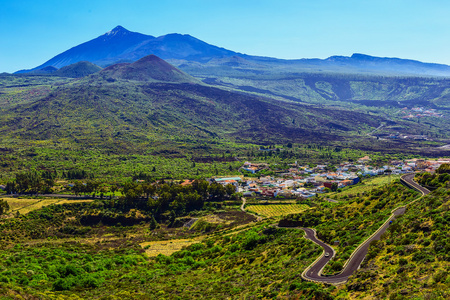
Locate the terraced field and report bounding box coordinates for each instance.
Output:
[246,204,309,218]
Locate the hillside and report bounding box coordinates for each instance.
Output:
[193,72,450,110]
[0,75,385,148]
[96,55,197,83]
[55,61,102,78]
[0,170,447,299]
[346,186,450,299]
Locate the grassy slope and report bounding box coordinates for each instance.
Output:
[0,175,448,299]
[279,181,419,274]
[345,187,450,299]
[0,203,334,299]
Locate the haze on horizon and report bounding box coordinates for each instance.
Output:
[1,0,449,73]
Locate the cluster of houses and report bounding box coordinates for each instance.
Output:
[211,157,450,199]
[400,107,442,119]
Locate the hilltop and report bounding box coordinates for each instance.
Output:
[96,55,197,83]
[55,61,102,78]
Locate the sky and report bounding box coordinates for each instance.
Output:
[1,0,449,73]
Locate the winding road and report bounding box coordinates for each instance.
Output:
[281,173,430,285]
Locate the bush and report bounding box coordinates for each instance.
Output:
[82,275,101,288]
[53,277,74,291]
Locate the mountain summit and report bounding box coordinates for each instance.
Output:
[17,26,237,73]
[104,25,130,36]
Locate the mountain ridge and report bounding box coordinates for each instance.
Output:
[15,26,450,77]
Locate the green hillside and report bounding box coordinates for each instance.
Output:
[0,75,387,149]
[0,172,447,299]
[55,61,102,78]
[346,186,450,299]
[187,71,450,110]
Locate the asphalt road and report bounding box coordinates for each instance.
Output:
[282,173,430,284]
[400,173,431,196]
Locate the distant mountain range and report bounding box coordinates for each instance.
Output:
[15,26,450,77]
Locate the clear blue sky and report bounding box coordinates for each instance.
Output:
[1,0,449,73]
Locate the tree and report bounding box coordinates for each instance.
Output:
[331,183,338,192]
[0,200,9,215]
[16,171,42,194]
[142,183,156,200]
[436,163,450,174]
[5,181,17,194]
[225,184,236,196]
[192,179,209,199]
[72,181,85,196]
[110,184,118,199]
[149,215,159,230]
[208,182,225,201]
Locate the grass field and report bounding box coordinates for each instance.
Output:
[2,198,41,212]
[2,197,94,215]
[140,238,203,257]
[55,199,94,205]
[17,199,61,214]
[246,204,309,218]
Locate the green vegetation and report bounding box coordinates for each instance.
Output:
[0,224,338,299]
[0,65,449,299]
[279,181,419,274]
[325,175,401,200]
[346,186,450,299]
[415,163,450,189]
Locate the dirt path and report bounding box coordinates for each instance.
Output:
[240,197,263,221]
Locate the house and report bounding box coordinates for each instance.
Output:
[0,185,5,191]
[214,177,242,183]
[314,175,327,183]
[316,186,325,192]
[324,182,335,189]
[243,191,253,197]
[341,180,353,187]
[218,179,239,192]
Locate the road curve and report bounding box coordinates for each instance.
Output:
[282,173,430,285]
[400,173,430,196]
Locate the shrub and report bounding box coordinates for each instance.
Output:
[53,277,74,291]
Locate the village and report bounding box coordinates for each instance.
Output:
[399,107,443,119]
[213,156,450,199]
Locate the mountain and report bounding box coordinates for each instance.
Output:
[2,57,388,149]
[96,55,197,83]
[16,26,450,77]
[322,53,450,76]
[16,26,238,72]
[55,61,102,78]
